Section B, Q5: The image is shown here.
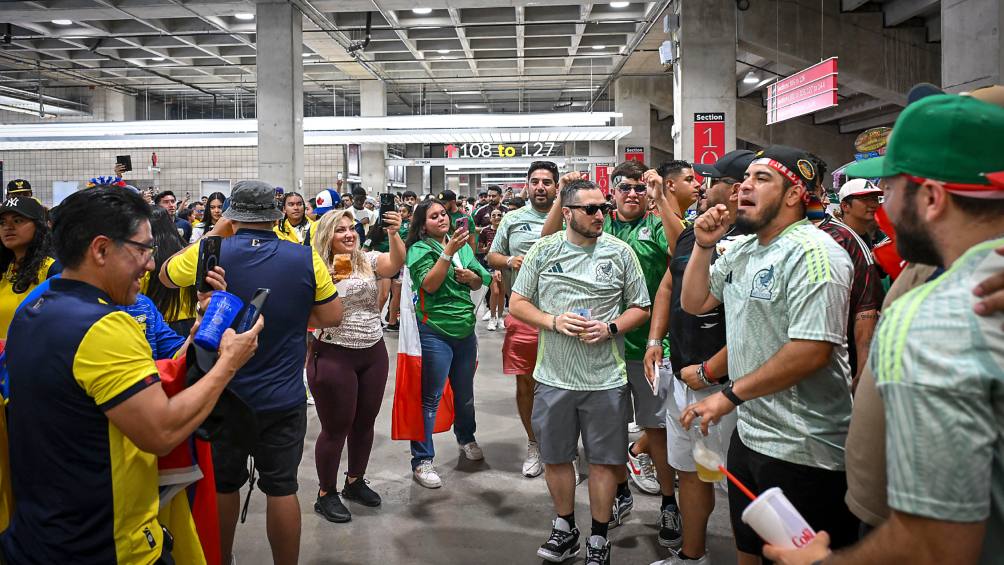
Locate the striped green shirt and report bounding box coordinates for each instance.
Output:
[874,237,1004,562]
[709,219,853,470]
[512,232,651,391]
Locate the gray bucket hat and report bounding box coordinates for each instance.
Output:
[223,180,284,223]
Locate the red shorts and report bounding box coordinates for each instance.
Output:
[502,314,539,376]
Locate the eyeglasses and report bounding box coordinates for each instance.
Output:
[566,203,613,216]
[118,238,158,258]
[616,183,647,194]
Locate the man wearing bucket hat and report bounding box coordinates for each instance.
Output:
[765,94,1004,565]
[160,179,343,565]
[678,144,859,562]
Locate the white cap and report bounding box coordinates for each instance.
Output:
[838,178,882,202]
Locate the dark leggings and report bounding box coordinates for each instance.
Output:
[307,338,389,493]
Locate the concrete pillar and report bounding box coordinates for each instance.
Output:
[430,144,446,193]
[405,143,426,192]
[359,81,387,193]
[672,0,736,165]
[942,0,1002,92]
[90,88,136,121]
[256,0,303,190]
[614,76,673,166]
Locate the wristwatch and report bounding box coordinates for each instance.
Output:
[439,252,453,262]
[607,322,619,337]
[722,381,745,406]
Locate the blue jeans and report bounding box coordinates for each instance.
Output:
[410,322,478,469]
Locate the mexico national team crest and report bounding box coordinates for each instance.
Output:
[637,226,652,241]
[595,260,614,282]
[750,266,776,300]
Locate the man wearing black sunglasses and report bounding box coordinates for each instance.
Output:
[511,178,651,565]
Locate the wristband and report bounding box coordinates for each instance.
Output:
[696,363,715,387]
[551,315,558,332]
[722,381,745,406]
[646,339,662,349]
[695,240,717,250]
[506,256,514,267]
[439,252,453,262]
[702,360,715,381]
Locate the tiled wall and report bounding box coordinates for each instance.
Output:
[0,145,346,206]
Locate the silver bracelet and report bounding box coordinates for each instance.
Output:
[696,363,715,387]
[439,252,453,262]
[646,339,662,349]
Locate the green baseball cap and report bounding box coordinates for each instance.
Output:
[845,94,1004,186]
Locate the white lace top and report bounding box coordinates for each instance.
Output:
[313,251,384,349]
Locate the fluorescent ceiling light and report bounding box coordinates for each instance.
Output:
[151,57,165,62]
[234,13,255,20]
[449,91,481,95]
[412,8,433,14]
[742,71,759,84]
[437,49,450,54]
[455,103,488,109]
[302,52,314,57]
[51,19,73,25]
[610,1,630,7]
[591,45,605,50]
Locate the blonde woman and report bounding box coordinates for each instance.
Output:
[307,207,404,523]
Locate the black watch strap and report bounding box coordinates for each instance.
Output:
[722,382,745,406]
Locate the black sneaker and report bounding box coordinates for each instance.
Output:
[608,490,633,528]
[314,492,351,523]
[658,504,683,549]
[341,477,382,507]
[585,535,611,565]
[536,519,580,563]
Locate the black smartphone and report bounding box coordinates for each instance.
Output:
[236,288,270,333]
[379,193,396,222]
[116,155,132,172]
[195,236,222,293]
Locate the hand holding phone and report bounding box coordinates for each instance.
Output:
[236,288,270,333]
[195,236,223,293]
[455,216,470,233]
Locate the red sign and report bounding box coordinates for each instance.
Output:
[766,57,838,125]
[595,165,611,196]
[624,146,645,162]
[693,113,725,166]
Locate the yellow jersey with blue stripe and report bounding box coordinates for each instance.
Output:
[0,278,163,564]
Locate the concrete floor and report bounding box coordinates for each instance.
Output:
[233,324,739,565]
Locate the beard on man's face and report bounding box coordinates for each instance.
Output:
[894,197,942,267]
[735,193,783,234]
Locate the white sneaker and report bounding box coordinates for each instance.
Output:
[460,441,484,461]
[487,317,498,331]
[413,460,442,489]
[650,551,710,565]
[304,369,315,406]
[626,442,660,495]
[482,310,492,321]
[522,441,543,477]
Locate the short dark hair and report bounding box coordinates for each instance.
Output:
[560,179,599,205]
[486,185,502,196]
[950,192,1004,220]
[528,161,559,183]
[612,160,647,181]
[52,187,153,269]
[402,190,417,199]
[467,197,477,205]
[188,201,203,210]
[657,160,693,179]
[478,191,488,198]
[153,190,176,205]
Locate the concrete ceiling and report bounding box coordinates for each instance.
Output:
[0,0,942,133]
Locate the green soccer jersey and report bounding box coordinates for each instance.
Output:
[709,219,853,470]
[604,212,669,360]
[489,204,550,288]
[512,232,651,391]
[873,237,1004,563]
[407,237,491,339]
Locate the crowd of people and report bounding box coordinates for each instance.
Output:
[0,85,1002,565]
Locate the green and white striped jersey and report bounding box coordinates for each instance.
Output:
[512,231,651,391]
[709,219,853,470]
[874,237,1004,563]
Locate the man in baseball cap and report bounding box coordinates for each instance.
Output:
[6,180,31,198]
[765,94,1004,565]
[313,189,339,217]
[836,178,884,245]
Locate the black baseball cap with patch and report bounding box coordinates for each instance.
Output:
[749,145,817,187]
[438,189,457,202]
[6,179,31,195]
[0,195,46,222]
[692,150,757,181]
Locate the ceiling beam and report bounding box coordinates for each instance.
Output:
[448,7,490,108]
[563,5,593,77]
[839,109,901,133]
[883,0,941,26]
[813,96,889,123]
[841,0,870,11]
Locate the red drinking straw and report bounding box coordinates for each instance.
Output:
[719,465,757,501]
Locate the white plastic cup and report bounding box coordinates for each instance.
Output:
[740,487,816,549]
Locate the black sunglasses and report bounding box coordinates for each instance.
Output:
[616,183,647,194]
[566,203,613,215]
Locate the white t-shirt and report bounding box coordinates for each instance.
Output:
[350,206,378,227]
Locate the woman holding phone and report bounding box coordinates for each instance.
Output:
[308,207,404,523]
[143,207,198,336]
[405,199,491,489]
[190,191,226,242]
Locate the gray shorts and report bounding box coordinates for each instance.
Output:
[531,383,630,466]
[626,360,671,429]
